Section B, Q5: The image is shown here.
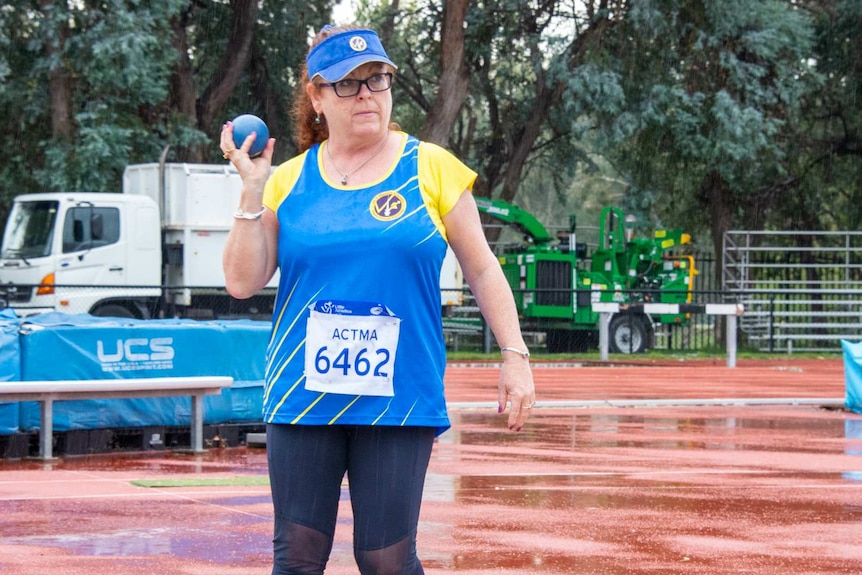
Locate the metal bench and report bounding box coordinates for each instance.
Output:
[0,376,233,460]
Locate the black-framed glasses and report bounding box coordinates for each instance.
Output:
[320,73,393,98]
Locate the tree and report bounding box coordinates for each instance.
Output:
[1,1,187,198]
[174,0,335,163]
[560,0,817,271]
[2,0,858,256]
[774,0,862,232]
[419,0,470,146]
[367,0,622,243]
[0,0,335,210]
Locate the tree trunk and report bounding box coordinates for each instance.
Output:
[41,0,73,142]
[378,0,399,50]
[420,0,470,147]
[703,170,734,284]
[197,0,259,138]
[169,13,198,160]
[702,170,734,345]
[498,80,557,205]
[476,11,614,245]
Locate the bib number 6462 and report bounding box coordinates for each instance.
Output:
[314,346,391,378]
[304,309,400,397]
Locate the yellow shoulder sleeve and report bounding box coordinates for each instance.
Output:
[417,141,478,241]
[262,151,309,212]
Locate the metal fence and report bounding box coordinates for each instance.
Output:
[2,282,856,355]
[724,230,862,352]
[728,289,862,353]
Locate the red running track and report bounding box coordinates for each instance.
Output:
[0,357,859,574]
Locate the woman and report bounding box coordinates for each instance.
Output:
[221,24,535,575]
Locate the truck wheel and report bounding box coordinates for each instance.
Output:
[609,314,648,354]
[91,304,137,319]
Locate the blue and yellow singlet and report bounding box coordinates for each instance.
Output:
[260,132,477,434]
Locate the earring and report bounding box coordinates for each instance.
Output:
[314,114,321,124]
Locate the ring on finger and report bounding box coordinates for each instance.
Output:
[222,148,236,160]
[524,401,536,409]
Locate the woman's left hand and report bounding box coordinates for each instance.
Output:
[497,359,536,432]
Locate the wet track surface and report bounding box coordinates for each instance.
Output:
[1,358,860,574]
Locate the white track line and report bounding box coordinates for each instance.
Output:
[448,397,844,409]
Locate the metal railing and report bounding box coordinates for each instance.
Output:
[723,230,862,352]
[2,283,856,354]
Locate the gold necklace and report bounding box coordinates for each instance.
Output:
[326,133,389,185]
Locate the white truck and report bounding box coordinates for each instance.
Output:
[0,162,464,320]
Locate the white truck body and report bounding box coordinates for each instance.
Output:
[0,163,464,319]
[123,163,281,301]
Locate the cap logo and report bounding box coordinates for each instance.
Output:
[349,36,367,52]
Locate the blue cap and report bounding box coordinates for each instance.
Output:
[307,28,397,82]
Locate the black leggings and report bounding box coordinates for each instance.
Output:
[267,424,435,575]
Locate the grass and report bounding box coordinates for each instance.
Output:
[131,476,269,488]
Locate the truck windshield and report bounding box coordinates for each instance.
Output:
[1,200,59,259]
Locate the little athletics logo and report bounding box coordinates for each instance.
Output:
[96,337,175,372]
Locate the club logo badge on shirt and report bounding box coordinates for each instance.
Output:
[370,191,406,221]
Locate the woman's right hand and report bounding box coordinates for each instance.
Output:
[220,121,276,190]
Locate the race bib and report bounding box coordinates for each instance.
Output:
[304,300,401,396]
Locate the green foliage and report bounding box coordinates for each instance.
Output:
[0,0,334,207]
[774,0,862,232]
[556,0,820,250]
[71,5,178,105]
[564,65,628,130]
[0,0,859,246]
[0,1,188,197]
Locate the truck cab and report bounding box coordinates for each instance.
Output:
[0,193,161,316]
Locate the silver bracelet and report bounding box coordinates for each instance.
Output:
[501,346,530,359]
[233,207,266,220]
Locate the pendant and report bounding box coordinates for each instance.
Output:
[341,175,348,185]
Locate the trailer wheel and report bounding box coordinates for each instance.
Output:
[91,303,137,319]
[609,314,648,354]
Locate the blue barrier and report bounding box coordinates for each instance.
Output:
[0,312,268,434]
[0,309,21,434]
[842,339,862,415]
